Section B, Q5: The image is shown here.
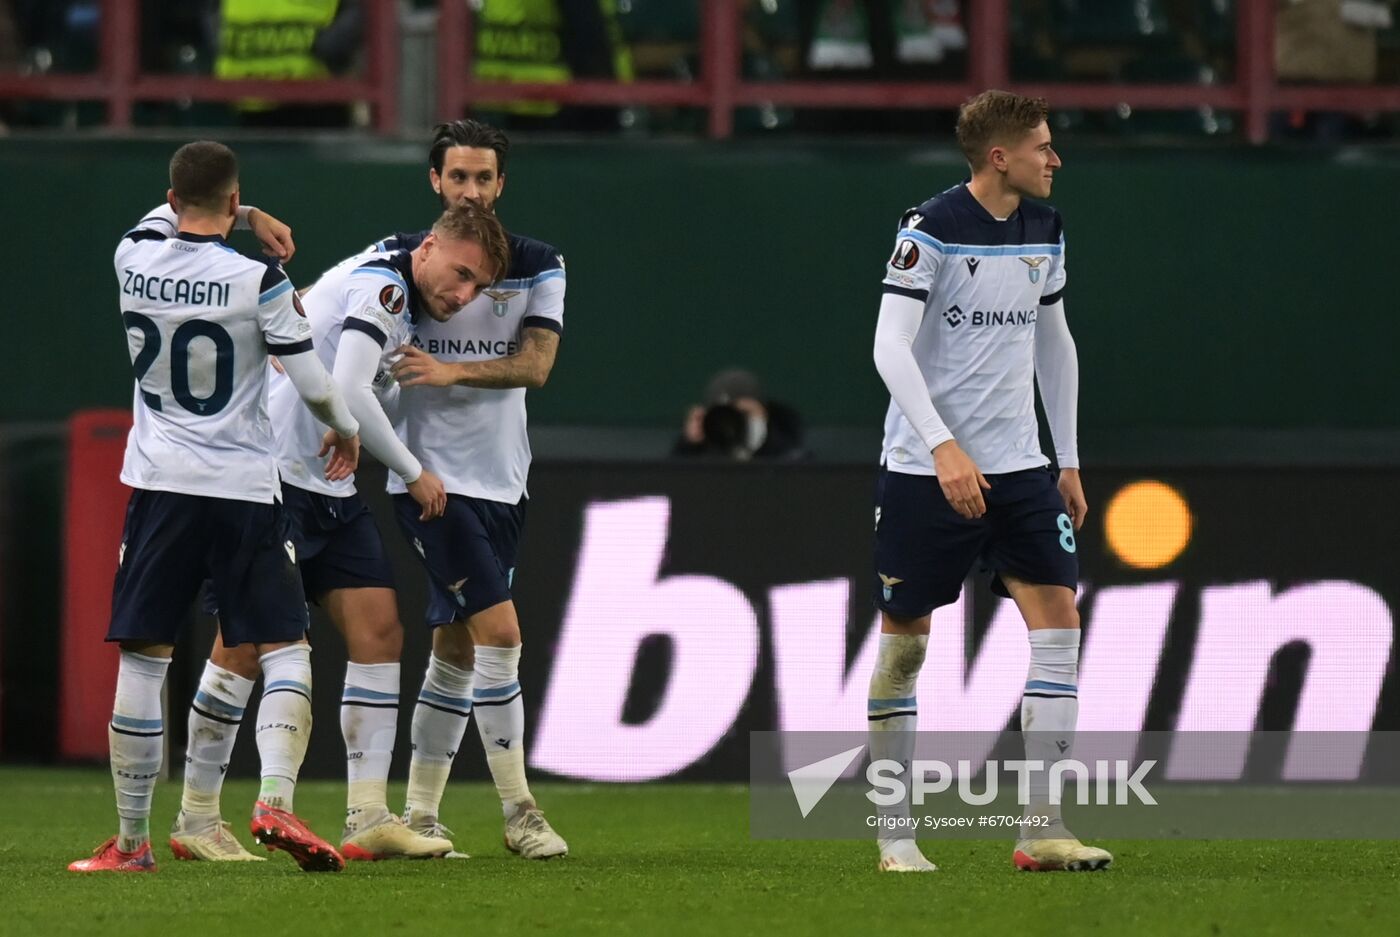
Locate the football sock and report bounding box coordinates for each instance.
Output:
[179,660,255,830]
[472,645,532,817]
[867,633,926,850]
[1021,628,1080,832]
[254,643,313,813]
[110,650,170,852]
[341,661,400,831]
[405,654,473,823]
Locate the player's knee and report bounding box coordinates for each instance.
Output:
[435,644,473,669]
[210,640,261,680]
[474,624,521,648]
[432,621,475,669]
[348,617,404,664]
[467,600,521,648]
[882,633,927,679]
[1033,604,1079,632]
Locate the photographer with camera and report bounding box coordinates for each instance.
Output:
[672,368,807,461]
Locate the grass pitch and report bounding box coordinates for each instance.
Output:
[2,766,1398,936]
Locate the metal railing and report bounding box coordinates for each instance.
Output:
[0,0,400,132]
[3,1,1400,142]
[441,0,1400,143]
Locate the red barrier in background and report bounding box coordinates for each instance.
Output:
[59,409,133,760]
[3,0,1388,144]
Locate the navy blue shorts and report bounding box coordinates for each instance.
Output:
[202,484,395,615]
[394,493,526,627]
[281,484,395,598]
[873,466,1079,618]
[108,488,309,648]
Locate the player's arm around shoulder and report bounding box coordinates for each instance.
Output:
[518,248,566,386]
[393,245,565,391]
[390,325,559,390]
[121,199,295,259]
[516,325,560,387]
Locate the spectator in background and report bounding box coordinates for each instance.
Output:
[803,0,964,73]
[673,368,807,460]
[797,0,965,132]
[1276,0,1397,140]
[209,0,363,127]
[471,0,633,131]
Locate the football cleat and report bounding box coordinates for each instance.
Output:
[250,802,344,872]
[504,804,568,859]
[877,840,938,872]
[169,813,265,861]
[341,812,453,860]
[1013,836,1113,872]
[403,812,470,859]
[68,836,157,873]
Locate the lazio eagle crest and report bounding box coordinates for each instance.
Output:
[483,289,520,318]
[1020,256,1048,284]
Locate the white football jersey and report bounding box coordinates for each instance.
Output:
[115,214,313,503]
[879,182,1067,475]
[375,231,565,505]
[269,250,417,496]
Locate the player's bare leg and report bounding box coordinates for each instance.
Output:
[69,641,171,872]
[1003,575,1111,872]
[403,621,475,857]
[469,601,567,859]
[326,587,451,860]
[870,612,936,872]
[169,630,265,861]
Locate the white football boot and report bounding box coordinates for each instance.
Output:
[169,812,266,861]
[1013,831,1113,872]
[877,839,938,872]
[403,811,470,859]
[504,804,568,859]
[341,809,453,861]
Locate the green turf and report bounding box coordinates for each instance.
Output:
[2,766,1398,936]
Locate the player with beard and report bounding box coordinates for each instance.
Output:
[377,119,568,860]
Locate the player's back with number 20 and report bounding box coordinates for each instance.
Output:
[116,203,312,501]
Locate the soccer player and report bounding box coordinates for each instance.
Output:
[868,91,1111,872]
[170,202,511,862]
[380,119,568,859]
[69,141,360,873]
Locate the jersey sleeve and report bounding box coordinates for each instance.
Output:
[1040,231,1067,305]
[256,263,314,354]
[344,260,411,348]
[880,209,942,304]
[114,204,176,265]
[128,203,179,238]
[522,253,566,336]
